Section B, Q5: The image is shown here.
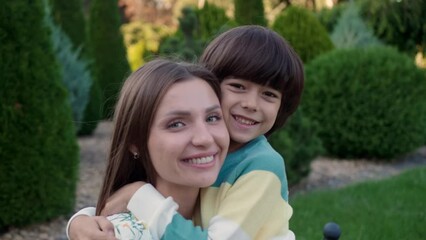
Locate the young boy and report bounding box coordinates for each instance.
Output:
[68,25,304,240]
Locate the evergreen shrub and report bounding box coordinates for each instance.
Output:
[89,0,130,118]
[234,0,267,26]
[269,108,324,185]
[45,5,92,132]
[78,78,103,136]
[0,0,79,229]
[303,46,426,159]
[331,3,381,48]
[358,0,426,56]
[196,1,236,43]
[48,0,87,51]
[48,0,101,134]
[158,6,203,61]
[272,6,334,63]
[158,3,236,62]
[316,2,348,32]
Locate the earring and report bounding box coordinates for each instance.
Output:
[133,152,140,159]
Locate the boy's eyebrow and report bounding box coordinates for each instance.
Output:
[166,105,221,116]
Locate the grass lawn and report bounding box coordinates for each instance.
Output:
[290,167,426,239]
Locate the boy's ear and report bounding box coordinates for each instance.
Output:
[129,144,139,154]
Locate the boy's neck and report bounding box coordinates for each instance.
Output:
[228,138,252,152]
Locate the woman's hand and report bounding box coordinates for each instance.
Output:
[100,181,146,216]
[69,215,116,240]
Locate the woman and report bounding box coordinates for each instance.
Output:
[68,59,229,239]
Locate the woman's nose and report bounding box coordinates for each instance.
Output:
[191,123,214,146]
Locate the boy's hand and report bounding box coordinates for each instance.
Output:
[101,181,146,216]
[69,215,116,240]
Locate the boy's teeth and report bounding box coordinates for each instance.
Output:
[187,156,214,164]
[235,116,255,125]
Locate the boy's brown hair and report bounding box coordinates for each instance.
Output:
[200,25,304,135]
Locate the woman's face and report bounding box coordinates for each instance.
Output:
[148,78,229,190]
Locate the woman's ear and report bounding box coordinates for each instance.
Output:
[129,144,139,155]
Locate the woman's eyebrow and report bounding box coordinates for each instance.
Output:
[165,104,221,117]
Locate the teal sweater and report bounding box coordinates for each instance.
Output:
[128,135,294,240]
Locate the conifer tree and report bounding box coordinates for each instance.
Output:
[0,0,79,228]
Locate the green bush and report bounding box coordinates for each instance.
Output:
[331,3,381,48]
[269,108,325,185]
[45,4,92,132]
[303,46,426,159]
[0,0,79,229]
[234,0,267,26]
[89,0,130,118]
[272,6,334,63]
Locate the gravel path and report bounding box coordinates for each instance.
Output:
[1,121,425,239]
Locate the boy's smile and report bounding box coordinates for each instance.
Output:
[220,78,281,151]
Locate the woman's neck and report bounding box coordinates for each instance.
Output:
[155,182,199,219]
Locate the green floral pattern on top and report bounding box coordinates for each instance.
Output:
[107,212,153,240]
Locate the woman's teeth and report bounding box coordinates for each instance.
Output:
[186,156,214,164]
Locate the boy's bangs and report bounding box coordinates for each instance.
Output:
[224,46,288,91]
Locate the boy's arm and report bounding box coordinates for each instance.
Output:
[66,208,116,240]
[66,181,145,239]
[128,170,293,240]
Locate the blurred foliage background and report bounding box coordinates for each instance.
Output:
[1,0,425,232]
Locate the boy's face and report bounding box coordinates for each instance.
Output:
[220,78,281,151]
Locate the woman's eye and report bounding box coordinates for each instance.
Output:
[167,121,185,129]
[207,115,221,123]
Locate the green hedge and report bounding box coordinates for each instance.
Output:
[0,0,79,229]
[272,6,334,63]
[303,46,426,159]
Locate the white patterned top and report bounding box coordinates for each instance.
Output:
[107,212,153,240]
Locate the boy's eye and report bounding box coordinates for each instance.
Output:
[229,83,245,90]
[263,91,278,98]
[167,121,185,129]
[206,114,222,123]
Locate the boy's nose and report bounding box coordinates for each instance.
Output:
[241,96,258,112]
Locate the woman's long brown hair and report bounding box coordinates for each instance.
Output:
[96,59,220,215]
